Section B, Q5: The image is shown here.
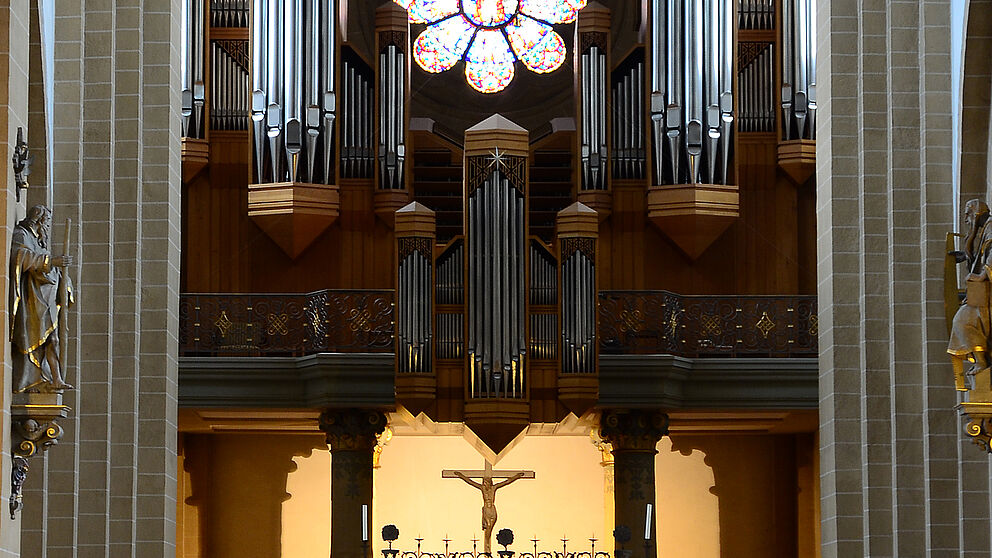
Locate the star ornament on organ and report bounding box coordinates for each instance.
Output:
[395,0,587,93]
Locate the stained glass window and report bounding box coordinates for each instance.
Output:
[396,0,587,93]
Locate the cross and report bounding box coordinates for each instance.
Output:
[442,461,535,554]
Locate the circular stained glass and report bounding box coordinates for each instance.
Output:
[462,0,519,28]
[398,0,587,93]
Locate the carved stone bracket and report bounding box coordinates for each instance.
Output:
[959,402,992,453]
[599,409,669,452]
[318,408,388,452]
[9,393,69,518]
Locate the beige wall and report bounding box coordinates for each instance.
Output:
[179,431,816,558]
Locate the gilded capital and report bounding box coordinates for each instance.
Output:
[318,409,388,452]
[599,409,669,452]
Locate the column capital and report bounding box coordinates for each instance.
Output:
[318,409,388,452]
[599,409,669,452]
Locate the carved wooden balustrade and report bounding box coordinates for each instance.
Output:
[179,290,394,356]
[179,290,816,359]
[598,291,818,358]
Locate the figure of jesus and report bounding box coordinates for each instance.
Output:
[443,462,534,554]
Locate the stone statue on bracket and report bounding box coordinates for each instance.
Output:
[946,199,992,451]
[9,204,73,393]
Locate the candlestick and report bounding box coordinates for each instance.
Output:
[644,503,652,540]
[362,504,368,542]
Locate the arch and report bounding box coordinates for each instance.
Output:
[959,0,992,205]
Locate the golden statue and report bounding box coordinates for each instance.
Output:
[9,205,73,393]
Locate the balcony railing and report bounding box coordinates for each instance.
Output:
[179,290,816,358]
[179,290,394,356]
[598,291,817,358]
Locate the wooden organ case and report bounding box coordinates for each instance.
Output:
[180,0,818,458]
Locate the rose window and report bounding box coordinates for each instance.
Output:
[394,0,588,93]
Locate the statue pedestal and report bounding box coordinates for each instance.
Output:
[11,392,70,458]
[959,401,992,453]
[9,392,71,519]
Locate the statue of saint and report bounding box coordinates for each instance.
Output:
[9,205,73,393]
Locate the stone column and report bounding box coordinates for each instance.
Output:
[816,0,988,556]
[320,409,387,558]
[599,409,668,558]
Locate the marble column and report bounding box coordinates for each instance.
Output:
[599,409,668,558]
[320,409,388,558]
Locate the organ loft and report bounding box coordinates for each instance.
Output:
[177,1,820,557]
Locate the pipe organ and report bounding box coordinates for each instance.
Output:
[465,150,527,399]
[778,0,817,184]
[560,238,596,374]
[738,0,774,30]
[612,55,645,180]
[579,33,608,190]
[530,241,559,362]
[738,43,775,133]
[250,0,335,185]
[211,40,250,131]
[397,237,433,374]
[781,0,816,141]
[435,241,464,306]
[378,34,406,189]
[340,53,374,179]
[529,241,557,306]
[211,0,249,27]
[646,0,738,260]
[649,0,735,186]
[178,0,822,457]
[181,0,206,139]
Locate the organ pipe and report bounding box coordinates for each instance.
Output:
[466,159,527,399]
[397,239,432,373]
[560,240,596,374]
[181,0,205,138]
[340,55,374,178]
[210,41,250,131]
[612,56,646,180]
[650,0,734,185]
[251,0,336,184]
[782,0,816,140]
[580,41,608,190]
[378,38,406,189]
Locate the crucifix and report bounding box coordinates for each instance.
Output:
[442,462,535,554]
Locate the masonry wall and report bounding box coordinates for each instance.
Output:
[816,0,992,556]
[11,0,182,556]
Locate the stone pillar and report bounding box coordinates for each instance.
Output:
[14,1,182,556]
[320,409,387,558]
[816,0,988,556]
[599,409,668,558]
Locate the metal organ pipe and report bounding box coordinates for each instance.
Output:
[782,0,816,140]
[466,169,526,398]
[181,0,206,138]
[251,0,335,184]
[379,41,406,189]
[560,246,595,374]
[650,0,734,185]
[398,244,432,373]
